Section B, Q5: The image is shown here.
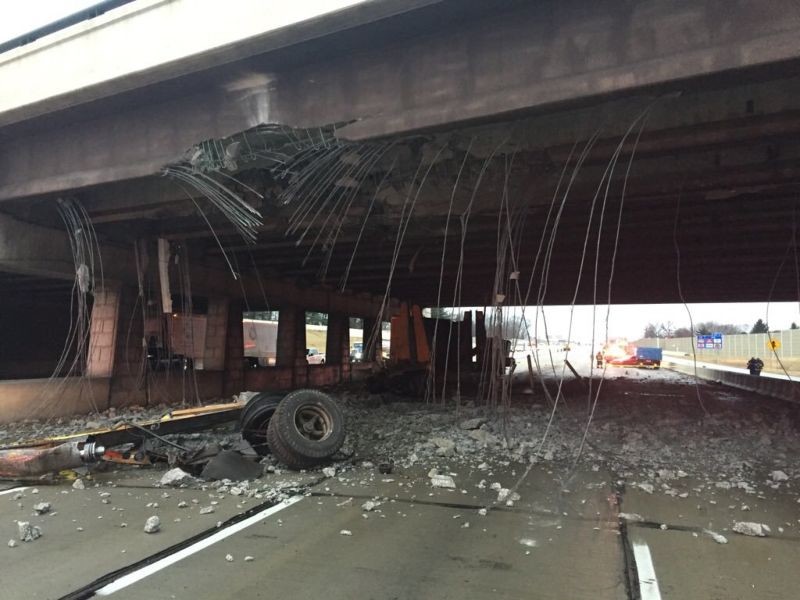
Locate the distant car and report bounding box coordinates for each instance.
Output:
[306,348,326,365]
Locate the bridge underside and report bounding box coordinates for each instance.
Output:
[1,0,799,417]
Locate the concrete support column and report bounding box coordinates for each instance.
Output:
[222,299,244,397]
[363,317,382,362]
[202,297,229,371]
[87,283,121,378]
[277,306,308,387]
[325,313,349,365]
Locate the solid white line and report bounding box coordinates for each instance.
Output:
[632,540,662,600]
[0,486,27,496]
[96,495,304,596]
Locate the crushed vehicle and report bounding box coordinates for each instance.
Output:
[608,346,662,369]
[0,389,346,480]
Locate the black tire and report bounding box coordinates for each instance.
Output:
[266,389,345,469]
[239,392,284,456]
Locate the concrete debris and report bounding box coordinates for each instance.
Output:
[430,475,456,489]
[33,502,51,515]
[199,506,215,515]
[459,418,486,430]
[430,437,456,456]
[17,521,42,542]
[159,468,195,487]
[322,467,337,478]
[637,483,654,494]
[72,479,85,490]
[618,513,644,522]
[178,501,188,508]
[361,500,381,512]
[770,470,789,482]
[144,516,161,534]
[519,538,538,547]
[339,529,353,536]
[8,539,17,548]
[478,508,488,516]
[225,554,234,562]
[244,555,254,562]
[732,522,770,537]
[703,529,728,544]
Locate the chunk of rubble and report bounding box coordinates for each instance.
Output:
[225,554,234,562]
[199,506,215,515]
[33,502,51,515]
[430,474,456,489]
[636,483,654,494]
[771,470,789,482]
[430,437,456,456]
[732,521,770,537]
[339,529,353,536]
[322,467,337,478]
[159,468,195,487]
[361,500,381,512]
[8,539,17,548]
[144,516,161,534]
[703,529,728,544]
[459,418,486,430]
[17,521,42,542]
[72,479,85,490]
[618,512,645,522]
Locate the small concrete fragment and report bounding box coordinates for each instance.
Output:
[732,521,770,537]
[225,554,234,562]
[33,502,51,515]
[144,515,161,534]
[459,418,486,430]
[199,506,215,515]
[340,529,353,536]
[322,466,336,478]
[159,468,195,487]
[17,521,42,542]
[361,500,380,512]
[244,555,254,562]
[8,539,17,548]
[72,479,85,490]
[703,529,728,544]
[618,513,644,522]
[430,475,456,489]
[771,470,789,482]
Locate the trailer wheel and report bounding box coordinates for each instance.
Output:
[238,392,284,456]
[266,389,345,469]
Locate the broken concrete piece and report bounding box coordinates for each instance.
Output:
[637,483,654,494]
[339,529,353,536]
[703,529,728,544]
[178,501,188,508]
[322,466,336,478]
[431,437,456,456]
[771,470,789,482]
[8,539,17,548]
[33,502,51,515]
[732,522,770,537]
[469,429,497,445]
[17,521,42,542]
[618,513,644,522]
[159,468,194,487]
[225,554,234,562]
[519,538,538,547]
[72,479,85,490]
[244,555,254,562]
[430,475,456,489]
[144,516,161,534]
[459,418,486,430]
[361,500,380,512]
[199,506,215,515]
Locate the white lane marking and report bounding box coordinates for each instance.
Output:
[96,495,304,596]
[0,486,27,496]
[632,540,662,600]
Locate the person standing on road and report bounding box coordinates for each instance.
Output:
[595,351,604,368]
[746,357,764,376]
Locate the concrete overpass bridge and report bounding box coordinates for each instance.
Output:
[1,0,800,415]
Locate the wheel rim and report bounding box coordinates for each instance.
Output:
[293,405,333,442]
